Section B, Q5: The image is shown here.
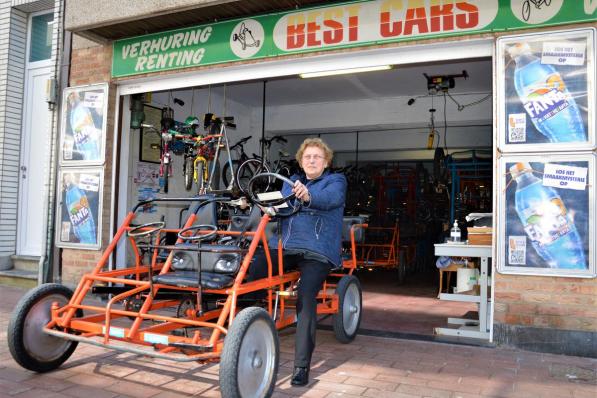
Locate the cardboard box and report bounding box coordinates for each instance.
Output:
[468,227,492,245]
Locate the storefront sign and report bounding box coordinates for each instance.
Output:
[112,0,596,77]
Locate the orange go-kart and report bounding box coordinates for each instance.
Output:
[7,172,367,398]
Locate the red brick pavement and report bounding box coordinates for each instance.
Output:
[0,285,595,398]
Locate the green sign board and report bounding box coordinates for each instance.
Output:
[112,0,596,78]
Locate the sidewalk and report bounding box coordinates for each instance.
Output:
[0,285,595,398]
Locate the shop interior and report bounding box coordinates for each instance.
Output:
[121,56,493,339]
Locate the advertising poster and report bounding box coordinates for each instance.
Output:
[497,155,595,277]
[497,28,595,152]
[56,168,103,249]
[60,83,109,165]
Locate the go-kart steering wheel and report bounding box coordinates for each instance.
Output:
[247,172,301,216]
[128,221,166,238]
[177,224,218,241]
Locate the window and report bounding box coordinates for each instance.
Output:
[29,13,53,62]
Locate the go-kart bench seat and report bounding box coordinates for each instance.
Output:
[334,216,367,272]
[153,244,244,290]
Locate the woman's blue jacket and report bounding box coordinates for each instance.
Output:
[268,170,347,267]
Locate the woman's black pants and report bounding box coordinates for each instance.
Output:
[247,249,330,368]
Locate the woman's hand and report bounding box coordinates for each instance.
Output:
[293,180,311,203]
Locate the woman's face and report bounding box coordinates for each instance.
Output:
[301,145,327,179]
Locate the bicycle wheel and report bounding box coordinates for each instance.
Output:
[184,156,193,191]
[236,158,270,195]
[196,161,205,194]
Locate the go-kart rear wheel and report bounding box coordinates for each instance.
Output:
[8,283,80,372]
[333,275,362,344]
[220,307,279,398]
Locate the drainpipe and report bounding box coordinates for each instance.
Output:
[39,0,70,284]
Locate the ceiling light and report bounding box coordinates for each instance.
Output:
[299,65,391,79]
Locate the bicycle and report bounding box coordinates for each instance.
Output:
[235,135,299,195]
[522,0,551,22]
[221,135,254,191]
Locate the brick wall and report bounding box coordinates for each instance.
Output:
[61,41,115,285]
[494,274,597,332]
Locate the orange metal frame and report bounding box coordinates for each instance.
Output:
[355,223,399,270]
[44,200,367,364]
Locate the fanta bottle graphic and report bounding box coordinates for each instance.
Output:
[69,93,100,160]
[64,175,96,244]
[509,163,586,269]
[507,43,586,143]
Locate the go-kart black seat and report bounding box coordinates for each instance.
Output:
[153,197,241,290]
[152,243,243,289]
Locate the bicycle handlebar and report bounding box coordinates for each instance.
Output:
[260,135,287,146]
[230,135,252,150]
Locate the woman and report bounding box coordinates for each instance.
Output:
[248,137,347,386]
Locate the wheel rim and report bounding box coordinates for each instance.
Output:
[24,294,73,362]
[342,282,361,336]
[237,319,276,398]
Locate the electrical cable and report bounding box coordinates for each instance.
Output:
[443,93,448,152]
[446,92,491,111]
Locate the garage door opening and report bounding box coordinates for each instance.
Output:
[116,55,494,341]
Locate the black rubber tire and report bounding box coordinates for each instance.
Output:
[163,170,169,193]
[332,275,362,344]
[184,156,194,191]
[237,158,269,195]
[220,307,279,398]
[7,283,80,372]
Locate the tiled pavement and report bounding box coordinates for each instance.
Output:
[0,285,595,398]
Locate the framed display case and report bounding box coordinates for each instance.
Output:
[59,83,109,165]
[496,154,595,277]
[497,28,595,152]
[56,167,104,250]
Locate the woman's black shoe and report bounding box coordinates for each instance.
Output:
[290,367,309,386]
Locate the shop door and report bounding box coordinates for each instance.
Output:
[17,12,53,256]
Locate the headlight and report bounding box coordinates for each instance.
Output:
[214,254,240,273]
[172,251,196,271]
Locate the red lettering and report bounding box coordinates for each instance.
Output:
[307,21,321,46]
[380,11,402,38]
[404,7,429,35]
[455,2,478,29]
[348,15,359,41]
[323,19,343,44]
[430,4,454,32]
[287,23,305,49]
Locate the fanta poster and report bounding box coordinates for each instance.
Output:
[59,84,109,165]
[56,168,103,250]
[497,155,595,277]
[497,29,596,152]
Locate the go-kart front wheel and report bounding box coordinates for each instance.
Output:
[7,283,80,372]
[219,307,279,398]
[333,275,362,343]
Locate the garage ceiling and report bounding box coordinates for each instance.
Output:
[220,57,492,107]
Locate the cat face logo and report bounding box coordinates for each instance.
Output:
[230,19,264,59]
